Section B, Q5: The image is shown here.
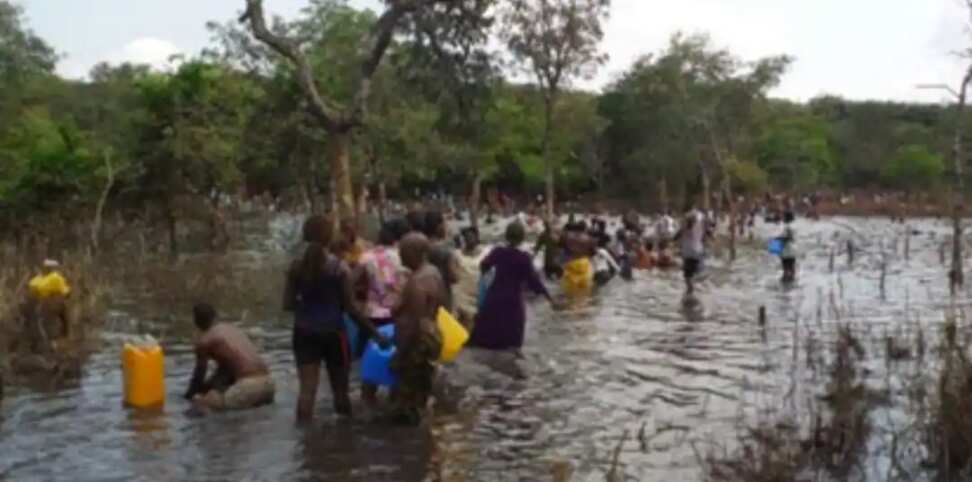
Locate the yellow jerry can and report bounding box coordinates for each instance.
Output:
[562,257,593,294]
[437,307,469,362]
[122,342,165,408]
[28,272,71,299]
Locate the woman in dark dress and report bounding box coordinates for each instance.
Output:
[471,222,557,351]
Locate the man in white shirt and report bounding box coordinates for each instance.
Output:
[593,244,621,286]
[675,210,706,296]
[654,210,678,243]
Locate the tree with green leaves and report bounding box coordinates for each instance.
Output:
[0,1,57,84]
[882,144,944,191]
[239,0,495,222]
[756,114,834,189]
[367,0,498,226]
[727,159,769,194]
[501,0,610,218]
[599,34,788,209]
[135,61,259,254]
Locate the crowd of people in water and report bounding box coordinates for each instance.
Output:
[175,194,803,424]
[11,186,805,425]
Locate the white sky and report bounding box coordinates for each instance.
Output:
[17,0,972,103]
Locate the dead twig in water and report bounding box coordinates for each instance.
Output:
[606,429,629,482]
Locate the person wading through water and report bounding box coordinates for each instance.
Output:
[391,232,446,424]
[454,226,484,329]
[283,215,388,422]
[534,219,563,280]
[354,218,409,406]
[423,210,461,315]
[471,221,558,354]
[674,209,707,301]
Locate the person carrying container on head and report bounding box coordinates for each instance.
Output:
[23,259,73,349]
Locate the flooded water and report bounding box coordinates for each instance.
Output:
[1,213,967,481]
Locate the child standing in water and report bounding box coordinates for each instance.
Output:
[780,211,797,283]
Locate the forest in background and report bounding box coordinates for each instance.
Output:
[1,0,968,237]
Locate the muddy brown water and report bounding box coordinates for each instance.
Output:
[0,213,965,481]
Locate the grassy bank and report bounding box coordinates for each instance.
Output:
[0,241,112,386]
[0,209,285,391]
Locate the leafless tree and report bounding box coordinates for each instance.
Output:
[919,0,972,288]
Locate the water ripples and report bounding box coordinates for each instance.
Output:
[2,216,969,481]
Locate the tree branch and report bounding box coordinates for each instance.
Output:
[349,2,416,124]
[240,0,342,131]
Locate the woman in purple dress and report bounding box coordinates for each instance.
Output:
[471,221,557,351]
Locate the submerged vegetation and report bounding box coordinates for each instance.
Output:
[700,308,972,482]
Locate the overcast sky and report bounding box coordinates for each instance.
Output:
[17,0,972,103]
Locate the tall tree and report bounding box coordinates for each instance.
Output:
[395,0,499,227]
[920,0,972,289]
[239,0,493,221]
[501,0,610,218]
[0,1,57,84]
[599,34,788,208]
[135,61,258,254]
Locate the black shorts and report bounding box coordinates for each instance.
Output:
[782,257,796,272]
[292,329,349,368]
[682,257,701,280]
[594,270,614,287]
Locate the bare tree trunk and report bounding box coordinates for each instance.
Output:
[167,209,178,258]
[241,0,408,225]
[355,185,369,234]
[304,156,318,213]
[542,94,556,220]
[470,172,485,229]
[727,191,737,262]
[658,178,668,212]
[329,177,339,233]
[719,169,735,261]
[89,155,115,255]
[329,129,356,224]
[950,67,972,289]
[378,180,387,224]
[699,161,711,212]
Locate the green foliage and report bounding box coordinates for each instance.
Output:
[4,0,972,225]
[135,61,260,200]
[599,33,790,201]
[882,145,944,190]
[756,114,835,188]
[0,108,97,209]
[728,159,769,194]
[0,1,57,84]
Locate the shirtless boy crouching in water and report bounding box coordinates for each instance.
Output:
[391,233,446,424]
[185,303,275,411]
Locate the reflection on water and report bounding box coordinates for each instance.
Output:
[1,215,966,481]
